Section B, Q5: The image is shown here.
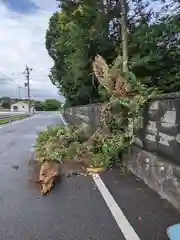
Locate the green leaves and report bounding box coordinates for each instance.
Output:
[46,0,180,105]
[42,99,62,111]
[45,1,120,106]
[36,50,158,170]
[129,11,180,92]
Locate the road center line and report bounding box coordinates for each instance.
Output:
[93,174,141,240]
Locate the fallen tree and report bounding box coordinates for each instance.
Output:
[36,54,157,195]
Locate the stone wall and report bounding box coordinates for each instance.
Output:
[64,93,180,209]
[64,103,102,134]
[127,93,180,210]
[136,93,180,165]
[126,145,180,210]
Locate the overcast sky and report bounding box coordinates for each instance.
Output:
[0,0,64,101]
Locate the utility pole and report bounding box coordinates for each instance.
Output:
[23,65,33,114]
[18,86,21,99]
[120,0,128,74]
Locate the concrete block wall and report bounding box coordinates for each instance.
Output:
[126,145,180,210]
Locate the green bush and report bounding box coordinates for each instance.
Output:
[36,125,90,164]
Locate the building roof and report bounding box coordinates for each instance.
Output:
[11,101,28,106]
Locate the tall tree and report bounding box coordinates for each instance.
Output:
[46,0,180,106]
[43,99,61,111]
[0,97,11,109]
[46,0,121,106]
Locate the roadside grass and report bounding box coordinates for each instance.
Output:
[0,115,28,125]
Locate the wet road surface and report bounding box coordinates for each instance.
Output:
[101,169,180,240]
[0,113,124,240]
[0,112,179,240]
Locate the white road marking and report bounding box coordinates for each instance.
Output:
[61,114,140,240]
[59,114,67,125]
[93,174,141,240]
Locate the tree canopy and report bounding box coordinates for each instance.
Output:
[46,0,180,106]
[0,97,11,109]
[43,99,62,111]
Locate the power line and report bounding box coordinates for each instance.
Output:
[0,72,15,83]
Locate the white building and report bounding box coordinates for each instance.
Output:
[10,101,35,114]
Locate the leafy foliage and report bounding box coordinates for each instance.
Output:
[43,99,61,111]
[34,101,44,111]
[129,13,180,93]
[0,97,11,109]
[46,0,120,106]
[39,0,180,170]
[46,0,180,105]
[36,55,157,169]
[34,99,61,111]
[36,125,90,163]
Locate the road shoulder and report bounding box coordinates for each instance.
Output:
[100,168,180,240]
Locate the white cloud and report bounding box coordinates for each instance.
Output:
[0,0,63,100]
[32,0,58,12]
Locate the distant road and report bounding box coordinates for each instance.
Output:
[0,111,59,119]
[0,111,28,119]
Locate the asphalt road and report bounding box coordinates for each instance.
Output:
[0,113,179,240]
[0,113,124,240]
